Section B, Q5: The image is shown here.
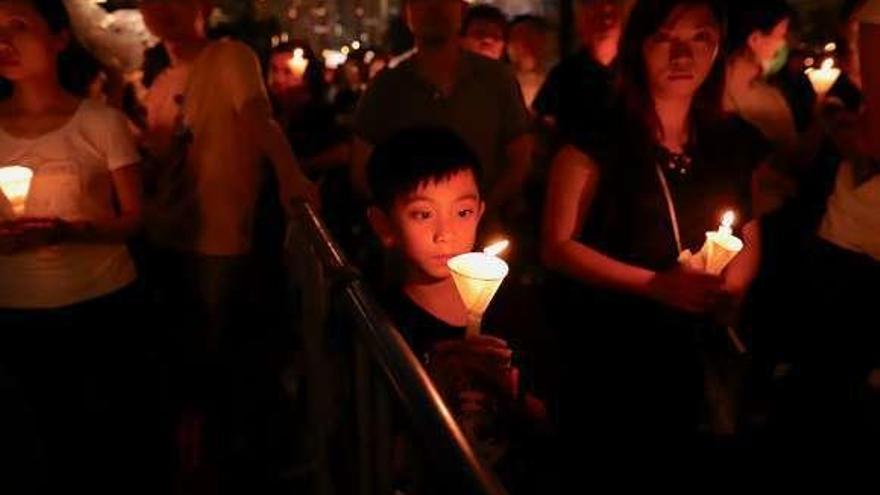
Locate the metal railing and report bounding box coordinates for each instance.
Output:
[285,200,508,495]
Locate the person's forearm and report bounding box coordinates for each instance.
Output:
[722,220,761,299]
[68,213,142,243]
[488,134,533,211]
[542,240,656,296]
[241,100,309,191]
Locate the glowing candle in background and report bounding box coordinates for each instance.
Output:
[289,47,309,78]
[805,58,841,98]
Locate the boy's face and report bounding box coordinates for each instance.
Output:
[371,169,484,282]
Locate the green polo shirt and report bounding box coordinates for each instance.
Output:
[354,50,530,188]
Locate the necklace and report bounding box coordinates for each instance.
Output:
[656,145,694,176]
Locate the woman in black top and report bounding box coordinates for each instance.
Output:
[541,0,769,460]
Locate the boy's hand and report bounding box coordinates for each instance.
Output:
[428,336,519,400]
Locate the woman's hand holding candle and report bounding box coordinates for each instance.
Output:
[703,211,744,275]
[647,266,724,314]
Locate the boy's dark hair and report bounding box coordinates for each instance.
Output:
[726,0,794,53]
[461,4,508,36]
[367,127,483,211]
[510,14,550,33]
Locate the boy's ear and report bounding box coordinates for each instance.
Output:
[367,206,397,248]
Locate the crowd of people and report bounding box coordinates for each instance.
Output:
[0,0,878,492]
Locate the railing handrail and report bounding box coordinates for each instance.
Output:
[288,200,508,495]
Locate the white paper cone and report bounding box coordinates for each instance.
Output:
[448,253,509,337]
[704,233,743,275]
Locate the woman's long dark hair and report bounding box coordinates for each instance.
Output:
[616,0,727,150]
[0,0,100,99]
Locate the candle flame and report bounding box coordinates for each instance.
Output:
[820,57,835,71]
[288,48,309,75]
[483,239,509,257]
[721,211,735,229]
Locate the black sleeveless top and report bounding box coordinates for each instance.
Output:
[573,114,769,272]
[551,112,770,360]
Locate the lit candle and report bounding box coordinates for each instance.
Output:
[704,211,744,275]
[447,240,510,338]
[805,58,841,98]
[288,48,309,78]
[0,166,33,217]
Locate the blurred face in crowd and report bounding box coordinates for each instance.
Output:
[461,18,506,60]
[268,50,306,97]
[406,0,464,47]
[579,0,625,65]
[748,17,790,67]
[139,0,208,42]
[341,60,362,88]
[0,0,67,83]
[643,4,720,100]
[508,21,546,72]
[371,170,484,282]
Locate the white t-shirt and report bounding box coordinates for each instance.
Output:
[0,99,140,309]
[819,161,880,262]
[143,40,270,256]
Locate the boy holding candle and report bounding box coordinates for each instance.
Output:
[365,126,551,493]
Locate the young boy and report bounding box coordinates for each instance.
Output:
[365,126,551,492]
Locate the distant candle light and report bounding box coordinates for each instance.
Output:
[805,57,841,97]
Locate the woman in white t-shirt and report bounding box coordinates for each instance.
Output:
[0,0,146,491]
[779,0,880,454]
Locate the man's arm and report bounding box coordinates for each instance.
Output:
[487,133,533,213]
[224,41,318,208]
[240,99,318,207]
